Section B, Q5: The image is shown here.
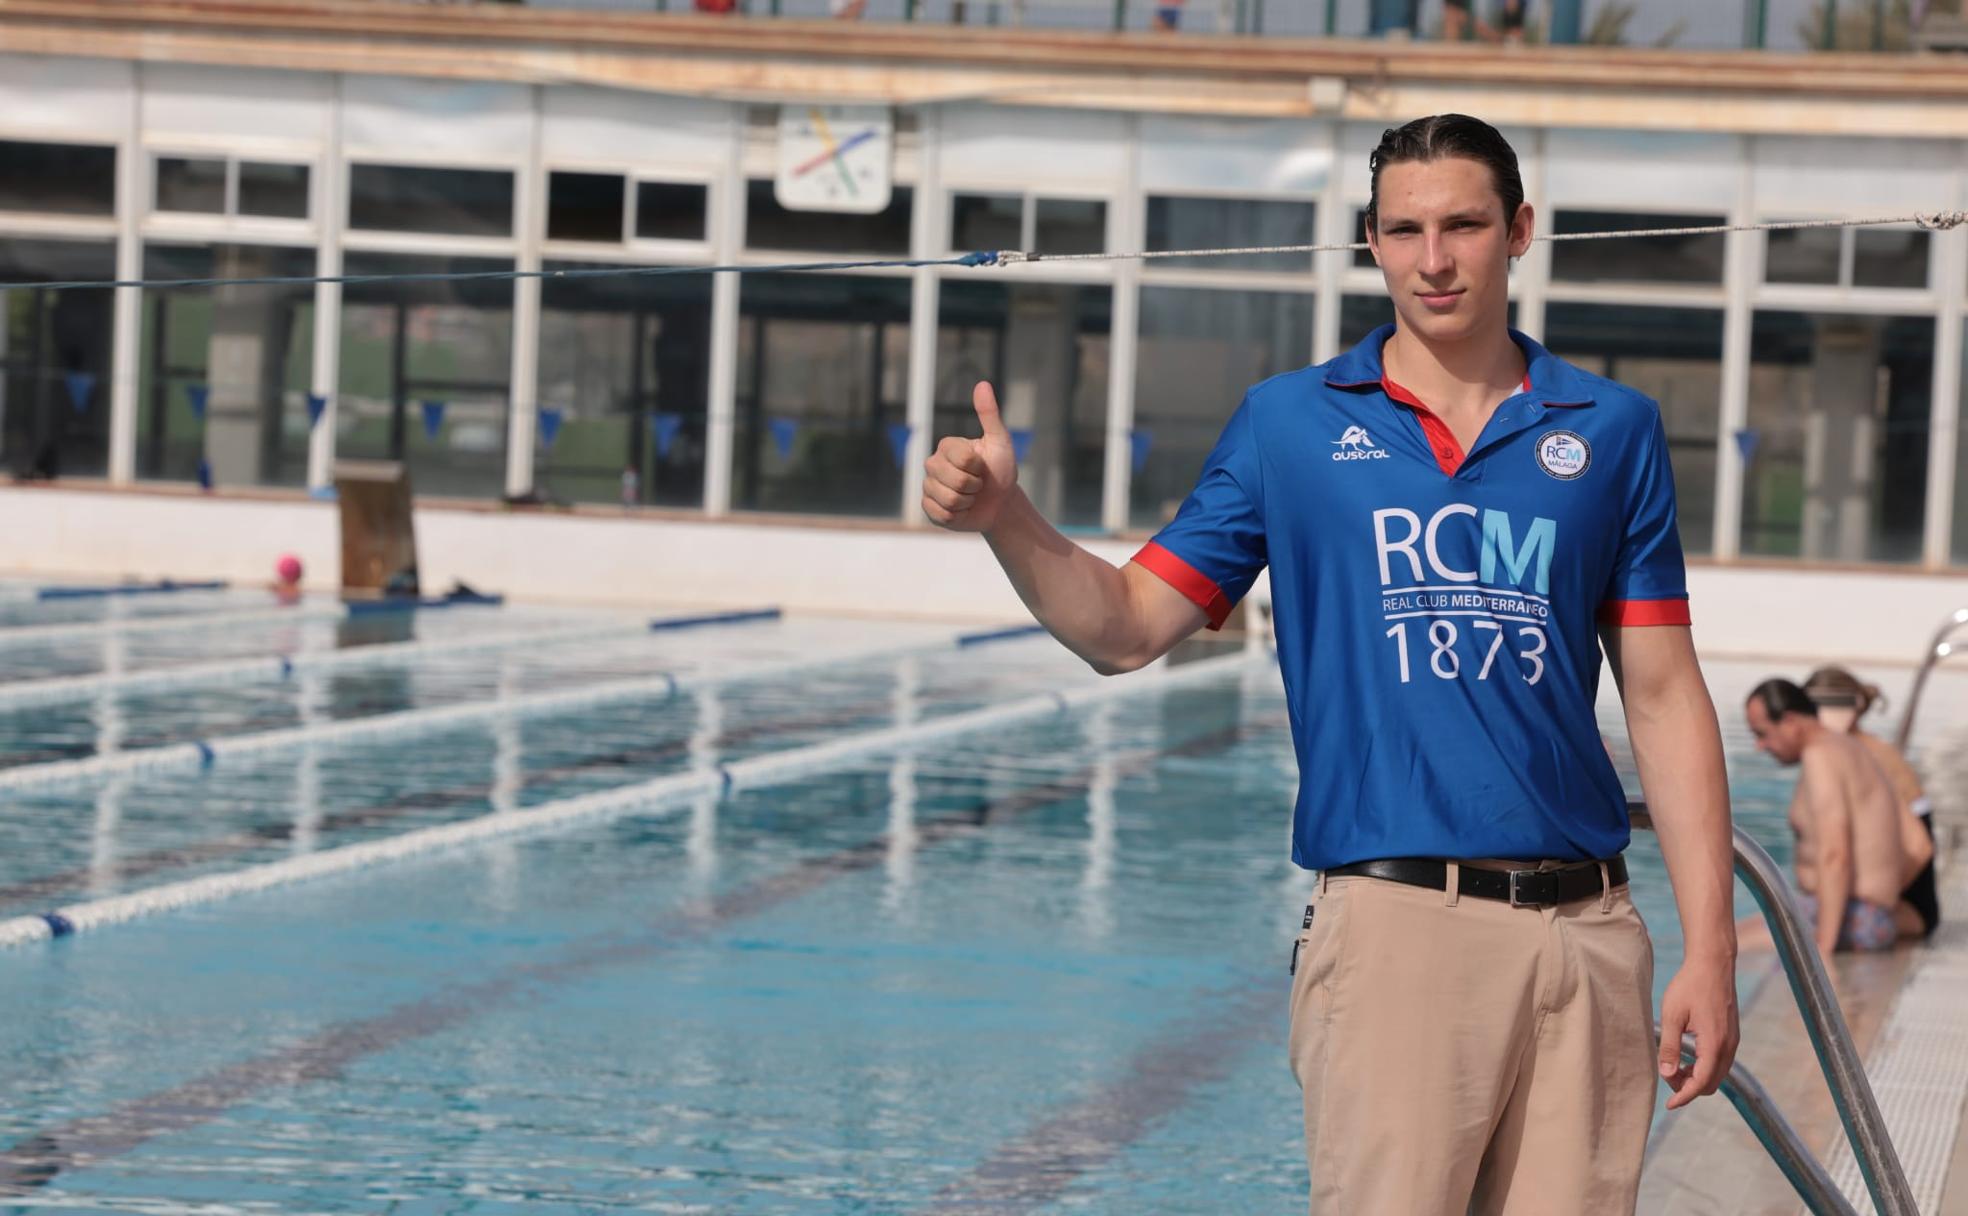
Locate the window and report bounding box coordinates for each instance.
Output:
[238,162,310,219]
[635,182,707,242]
[536,263,713,509]
[348,164,513,237]
[1132,287,1312,528]
[1765,225,1840,286]
[936,280,1111,530]
[138,243,316,488]
[0,239,116,479]
[946,193,1106,258]
[733,273,913,517]
[1764,224,1929,290]
[336,253,514,499]
[951,194,1022,252]
[153,157,311,221]
[1543,304,1724,556]
[0,140,116,217]
[1741,311,1933,563]
[1352,207,1378,269]
[155,157,227,215]
[1853,228,1928,290]
[547,172,625,243]
[1146,197,1314,272]
[1033,198,1105,256]
[745,180,911,254]
[1550,210,1725,284]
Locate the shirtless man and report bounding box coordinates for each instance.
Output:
[1743,678,1910,957]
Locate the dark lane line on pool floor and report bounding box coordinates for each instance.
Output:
[0,695,916,910]
[0,711,1286,1196]
[922,981,1279,1216]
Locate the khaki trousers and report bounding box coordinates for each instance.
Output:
[1288,868,1657,1216]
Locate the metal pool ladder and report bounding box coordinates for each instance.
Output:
[1630,804,1918,1216]
[1895,605,1968,752]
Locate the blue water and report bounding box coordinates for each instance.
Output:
[0,605,1806,1214]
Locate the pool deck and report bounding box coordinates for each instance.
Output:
[1639,827,1968,1216]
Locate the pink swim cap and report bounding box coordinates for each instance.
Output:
[275,554,303,584]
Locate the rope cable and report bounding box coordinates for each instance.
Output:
[0,211,1957,293]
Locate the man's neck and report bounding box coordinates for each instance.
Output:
[1381,320,1525,413]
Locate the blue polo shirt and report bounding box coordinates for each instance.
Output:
[1135,324,1689,870]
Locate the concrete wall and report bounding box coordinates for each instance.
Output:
[4,483,1967,666]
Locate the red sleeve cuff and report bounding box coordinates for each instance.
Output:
[1132,541,1233,630]
[1599,598,1692,627]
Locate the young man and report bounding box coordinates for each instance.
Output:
[1743,678,1917,957]
[921,114,1738,1214]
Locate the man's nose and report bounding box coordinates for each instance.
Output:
[1420,230,1454,277]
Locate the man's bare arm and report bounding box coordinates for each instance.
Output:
[1802,749,1853,959]
[1602,623,1739,1109]
[922,382,1209,674]
[982,491,1209,673]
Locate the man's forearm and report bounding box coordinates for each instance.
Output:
[1629,680,1737,963]
[1813,854,1850,957]
[983,488,1151,673]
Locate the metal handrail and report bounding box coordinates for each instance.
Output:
[1631,803,1917,1216]
[1894,605,1968,751]
[1661,1026,1859,1216]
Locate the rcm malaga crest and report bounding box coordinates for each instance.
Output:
[1534,430,1590,480]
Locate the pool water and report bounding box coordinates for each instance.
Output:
[0,600,1920,1214]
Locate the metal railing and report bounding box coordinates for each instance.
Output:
[1895,605,1968,752]
[1631,803,1916,1215]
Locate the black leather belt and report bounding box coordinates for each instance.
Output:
[1322,856,1628,908]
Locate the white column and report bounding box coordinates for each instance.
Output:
[1312,118,1345,367]
[901,106,943,528]
[702,107,747,517]
[306,81,345,493]
[107,74,143,484]
[1711,144,1756,561]
[1921,160,1966,569]
[503,86,546,500]
[1513,128,1549,343]
[1100,115,1143,534]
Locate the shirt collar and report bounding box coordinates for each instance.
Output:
[1323,323,1594,408]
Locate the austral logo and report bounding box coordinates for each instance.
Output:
[1332,425,1391,462]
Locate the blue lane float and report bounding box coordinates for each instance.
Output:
[343,588,506,617]
[646,607,782,633]
[36,579,228,602]
[956,623,1048,648]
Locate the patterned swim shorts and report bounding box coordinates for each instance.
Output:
[1795,891,1898,952]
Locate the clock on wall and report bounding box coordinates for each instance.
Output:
[775,104,893,214]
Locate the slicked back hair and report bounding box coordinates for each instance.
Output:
[1365,114,1527,236]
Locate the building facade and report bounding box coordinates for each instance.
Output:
[0,3,1964,589]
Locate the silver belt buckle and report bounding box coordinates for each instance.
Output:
[1508,869,1558,907]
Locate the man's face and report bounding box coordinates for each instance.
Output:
[1365,157,1533,345]
[1745,698,1802,765]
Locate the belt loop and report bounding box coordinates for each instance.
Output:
[1598,860,1613,913]
[1444,860,1460,907]
[1319,869,1329,896]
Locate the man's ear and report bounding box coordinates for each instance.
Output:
[1363,213,1381,266]
[1509,201,1536,259]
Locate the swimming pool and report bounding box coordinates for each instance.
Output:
[0,599,1928,1213]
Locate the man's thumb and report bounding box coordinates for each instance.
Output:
[973,381,1009,441]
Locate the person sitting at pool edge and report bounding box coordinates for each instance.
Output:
[1741,678,1916,958]
[923,113,1739,1215]
[1804,665,1939,940]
